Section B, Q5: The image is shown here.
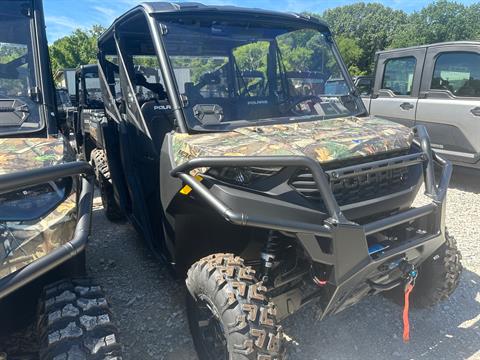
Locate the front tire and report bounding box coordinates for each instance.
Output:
[186,253,285,360]
[384,230,462,308]
[37,279,122,360]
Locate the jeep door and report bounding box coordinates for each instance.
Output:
[369,49,426,127]
[415,44,480,167]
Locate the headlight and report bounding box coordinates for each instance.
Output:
[0,178,76,278]
[0,178,72,221]
[207,166,282,185]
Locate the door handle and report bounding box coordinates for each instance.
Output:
[471,107,480,117]
[400,102,414,110]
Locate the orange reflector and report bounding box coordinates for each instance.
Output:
[179,175,203,195]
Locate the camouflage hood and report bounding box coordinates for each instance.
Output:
[0,136,74,175]
[172,116,414,167]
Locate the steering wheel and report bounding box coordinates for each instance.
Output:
[198,72,221,87]
[282,95,321,116]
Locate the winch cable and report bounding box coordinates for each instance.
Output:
[402,265,418,343]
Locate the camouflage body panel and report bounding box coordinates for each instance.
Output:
[0,193,76,279]
[172,116,414,172]
[0,135,77,279]
[0,136,75,175]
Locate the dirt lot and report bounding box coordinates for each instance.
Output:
[86,168,480,360]
[1,169,479,359]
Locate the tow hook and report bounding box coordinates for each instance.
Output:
[367,260,417,291]
[398,260,418,286]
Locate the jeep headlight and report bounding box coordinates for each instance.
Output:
[0,178,77,279]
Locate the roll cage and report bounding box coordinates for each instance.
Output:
[96,2,359,135]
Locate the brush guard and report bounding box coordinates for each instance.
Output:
[170,125,452,319]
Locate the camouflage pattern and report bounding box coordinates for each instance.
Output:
[0,136,75,175]
[0,135,77,279]
[0,194,77,279]
[172,116,414,172]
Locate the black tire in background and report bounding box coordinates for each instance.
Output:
[383,230,462,308]
[91,149,124,222]
[98,173,124,222]
[186,253,286,360]
[37,279,122,360]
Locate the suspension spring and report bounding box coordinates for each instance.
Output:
[261,231,283,284]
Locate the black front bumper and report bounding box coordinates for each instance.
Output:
[170,125,452,317]
[0,162,94,300]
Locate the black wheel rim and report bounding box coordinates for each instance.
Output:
[194,295,228,360]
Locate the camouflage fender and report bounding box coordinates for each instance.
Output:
[0,136,77,279]
[0,136,75,175]
[0,194,77,278]
[172,116,414,173]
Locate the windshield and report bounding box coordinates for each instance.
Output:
[0,1,41,135]
[161,17,364,131]
[79,69,104,109]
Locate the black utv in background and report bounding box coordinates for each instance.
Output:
[83,2,461,359]
[68,64,125,221]
[0,1,122,359]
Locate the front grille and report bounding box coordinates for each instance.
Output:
[290,152,412,208]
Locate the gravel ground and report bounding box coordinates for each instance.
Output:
[87,168,480,360]
[1,169,479,359]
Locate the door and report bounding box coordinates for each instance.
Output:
[416,45,480,166]
[369,49,426,127]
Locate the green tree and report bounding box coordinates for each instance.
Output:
[390,1,480,48]
[335,36,365,76]
[233,42,269,72]
[49,25,105,75]
[322,3,408,72]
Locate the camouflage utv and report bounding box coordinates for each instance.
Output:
[91,2,461,359]
[0,1,122,359]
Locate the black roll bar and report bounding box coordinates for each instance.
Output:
[0,161,93,194]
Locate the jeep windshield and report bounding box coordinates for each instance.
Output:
[160,16,365,131]
[0,1,42,135]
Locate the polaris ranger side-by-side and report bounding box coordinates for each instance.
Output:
[86,3,462,359]
[0,1,122,358]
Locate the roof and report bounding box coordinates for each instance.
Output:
[376,41,480,55]
[98,2,329,44]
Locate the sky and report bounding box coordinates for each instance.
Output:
[44,0,478,42]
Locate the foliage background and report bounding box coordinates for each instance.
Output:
[49,0,480,76]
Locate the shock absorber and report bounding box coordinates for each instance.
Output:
[261,230,282,284]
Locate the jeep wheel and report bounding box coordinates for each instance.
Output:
[91,149,124,222]
[37,279,122,360]
[384,230,462,308]
[186,253,285,360]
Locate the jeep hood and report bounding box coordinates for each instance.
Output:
[172,116,414,168]
[0,136,74,176]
